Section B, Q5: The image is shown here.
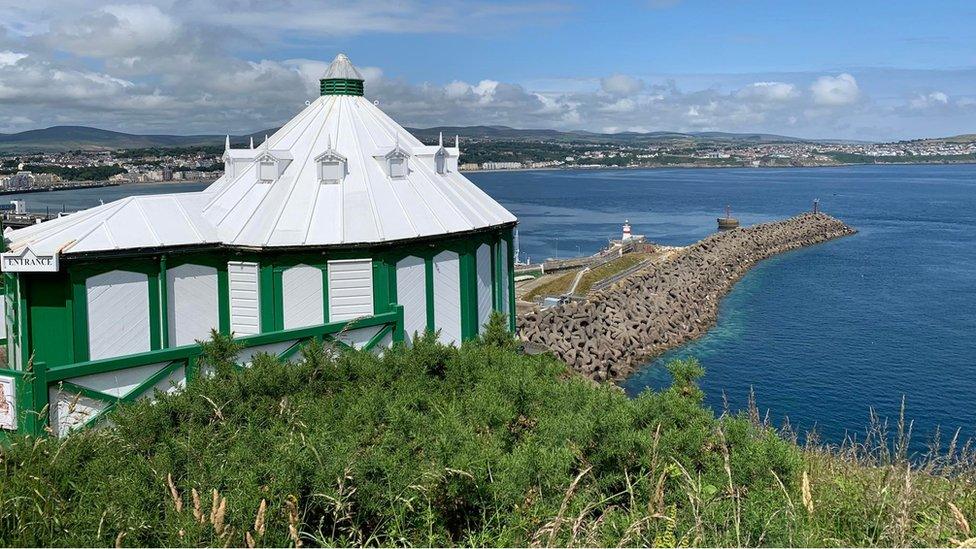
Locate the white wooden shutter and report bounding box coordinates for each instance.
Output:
[328,259,373,322]
[228,261,260,336]
[396,256,427,345]
[282,264,324,329]
[167,264,219,346]
[476,244,493,333]
[86,270,151,360]
[432,251,461,345]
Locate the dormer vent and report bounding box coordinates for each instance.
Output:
[316,138,347,184]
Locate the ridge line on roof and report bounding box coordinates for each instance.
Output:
[349,98,386,241]
[173,196,207,242]
[48,198,131,253]
[263,95,337,246]
[132,197,163,246]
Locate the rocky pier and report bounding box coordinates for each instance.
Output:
[516,212,857,382]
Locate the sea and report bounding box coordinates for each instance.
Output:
[8,165,976,451]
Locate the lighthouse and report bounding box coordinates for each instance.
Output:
[622,220,633,241]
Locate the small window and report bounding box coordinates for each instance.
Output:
[390,157,407,178]
[258,160,276,182]
[319,160,344,184]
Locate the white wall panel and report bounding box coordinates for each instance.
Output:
[167,264,219,346]
[282,264,324,329]
[337,325,384,349]
[328,259,373,321]
[0,295,6,341]
[432,251,461,345]
[228,261,260,336]
[395,255,427,345]
[476,244,493,333]
[86,270,151,360]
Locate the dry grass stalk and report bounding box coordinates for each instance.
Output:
[166,473,183,513]
[245,531,255,548]
[950,502,971,537]
[213,495,227,536]
[801,471,814,515]
[534,465,593,547]
[114,531,125,547]
[286,494,303,548]
[192,488,204,523]
[254,498,267,537]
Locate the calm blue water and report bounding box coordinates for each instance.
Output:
[469,165,976,449]
[8,167,976,448]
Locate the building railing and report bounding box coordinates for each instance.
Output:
[0,306,403,439]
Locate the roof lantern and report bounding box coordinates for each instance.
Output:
[320,53,365,96]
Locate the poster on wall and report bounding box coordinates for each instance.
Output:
[0,375,16,430]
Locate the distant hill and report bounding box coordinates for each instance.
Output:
[0,126,274,153]
[0,124,861,153]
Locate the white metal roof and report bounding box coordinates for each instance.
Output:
[322,53,363,80]
[4,55,516,261]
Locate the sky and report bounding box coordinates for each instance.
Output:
[0,0,974,141]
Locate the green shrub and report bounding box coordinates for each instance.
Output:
[0,334,974,547]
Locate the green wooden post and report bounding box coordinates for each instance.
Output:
[159,255,169,348]
[459,245,478,341]
[259,263,276,333]
[29,360,49,436]
[424,256,435,332]
[217,264,230,335]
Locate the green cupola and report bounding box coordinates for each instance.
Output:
[320,53,365,96]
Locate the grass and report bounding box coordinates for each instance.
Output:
[575,252,652,295]
[522,269,579,301]
[1,316,975,547]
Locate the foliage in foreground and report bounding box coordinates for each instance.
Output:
[1,320,976,547]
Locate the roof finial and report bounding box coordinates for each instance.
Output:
[225,135,230,150]
[455,135,459,149]
[263,135,269,149]
[326,133,332,150]
[249,136,254,149]
[438,131,443,147]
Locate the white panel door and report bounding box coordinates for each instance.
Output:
[432,251,461,345]
[396,255,427,345]
[228,261,260,336]
[167,264,219,346]
[476,244,493,333]
[282,264,324,329]
[86,270,151,360]
[328,259,373,322]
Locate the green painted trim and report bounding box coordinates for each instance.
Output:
[159,255,169,348]
[321,265,330,323]
[259,263,275,333]
[362,324,393,351]
[45,310,400,383]
[271,268,284,332]
[120,359,183,402]
[320,78,364,96]
[81,401,115,430]
[504,230,516,332]
[277,338,307,362]
[217,266,230,335]
[424,257,435,332]
[70,274,89,363]
[459,246,477,340]
[147,270,162,350]
[392,304,405,344]
[29,360,49,435]
[58,380,119,404]
[372,258,392,315]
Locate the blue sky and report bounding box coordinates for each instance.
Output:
[1,0,974,140]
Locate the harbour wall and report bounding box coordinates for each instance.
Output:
[516,212,857,382]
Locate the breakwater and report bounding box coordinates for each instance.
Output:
[516,212,857,382]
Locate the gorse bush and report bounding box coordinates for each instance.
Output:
[1,320,975,547]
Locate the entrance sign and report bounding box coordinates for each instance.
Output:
[1,246,59,272]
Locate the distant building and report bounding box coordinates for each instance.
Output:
[459,163,480,171]
[482,161,523,170]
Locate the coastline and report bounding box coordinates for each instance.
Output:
[462,159,976,174]
[516,212,857,383]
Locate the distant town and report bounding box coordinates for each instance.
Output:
[1,126,974,191]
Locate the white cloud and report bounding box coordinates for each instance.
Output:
[736,81,799,102]
[600,74,645,96]
[810,73,860,106]
[0,51,27,66]
[909,91,949,109]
